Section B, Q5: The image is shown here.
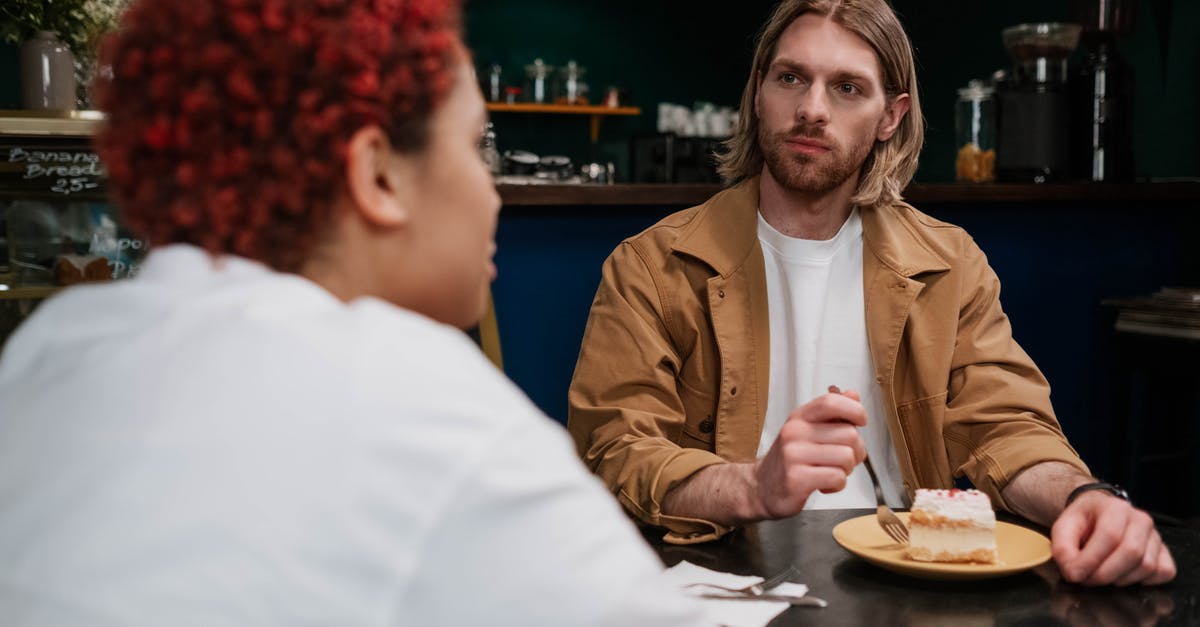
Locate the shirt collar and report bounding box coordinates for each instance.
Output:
[673,176,950,278]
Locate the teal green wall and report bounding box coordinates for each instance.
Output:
[1123,0,1200,179]
[465,0,1198,183]
[464,0,776,178]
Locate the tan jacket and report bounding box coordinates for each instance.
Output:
[567,178,1088,543]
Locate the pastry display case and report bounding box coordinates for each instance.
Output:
[0,110,146,350]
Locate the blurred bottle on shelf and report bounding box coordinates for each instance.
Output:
[485,63,503,103]
[1070,0,1136,182]
[557,60,588,105]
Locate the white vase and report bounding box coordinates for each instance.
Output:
[19,31,78,111]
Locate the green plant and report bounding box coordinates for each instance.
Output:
[0,0,128,55]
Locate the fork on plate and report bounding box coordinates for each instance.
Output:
[826,384,909,546]
[683,564,800,596]
[863,455,908,544]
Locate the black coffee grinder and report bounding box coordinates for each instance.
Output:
[995,23,1082,183]
[1070,0,1136,182]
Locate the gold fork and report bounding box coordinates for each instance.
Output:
[863,455,908,544]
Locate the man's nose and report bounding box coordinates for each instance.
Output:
[794,84,830,126]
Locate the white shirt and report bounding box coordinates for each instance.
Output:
[756,209,906,508]
[0,245,704,627]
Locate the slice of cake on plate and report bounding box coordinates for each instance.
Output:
[906,488,999,564]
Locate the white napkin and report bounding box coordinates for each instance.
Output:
[663,560,810,627]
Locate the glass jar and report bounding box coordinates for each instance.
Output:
[955,80,996,183]
[19,31,77,110]
[485,63,503,103]
[524,58,552,104]
[557,60,587,105]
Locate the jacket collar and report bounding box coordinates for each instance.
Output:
[673,176,950,279]
[671,178,762,277]
[861,202,951,278]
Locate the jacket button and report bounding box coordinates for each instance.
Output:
[698,419,715,434]
[718,289,725,298]
[729,386,738,396]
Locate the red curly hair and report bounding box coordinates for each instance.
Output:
[93,0,461,272]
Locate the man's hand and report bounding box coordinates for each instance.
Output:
[661,389,866,526]
[751,390,867,519]
[1051,491,1176,586]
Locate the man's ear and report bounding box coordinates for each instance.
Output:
[876,92,911,142]
[344,125,410,227]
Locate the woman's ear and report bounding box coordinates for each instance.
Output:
[344,126,411,227]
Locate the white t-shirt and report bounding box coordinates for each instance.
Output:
[756,209,906,509]
[0,245,704,627]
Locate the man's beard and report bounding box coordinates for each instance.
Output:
[759,124,873,194]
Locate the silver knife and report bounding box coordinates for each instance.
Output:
[698,593,828,607]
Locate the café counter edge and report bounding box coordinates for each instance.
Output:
[496,180,1200,207]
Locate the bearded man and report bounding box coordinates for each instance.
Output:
[568,0,1174,587]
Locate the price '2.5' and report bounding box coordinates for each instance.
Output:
[50,177,100,195]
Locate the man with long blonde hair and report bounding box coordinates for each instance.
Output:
[569,0,1173,586]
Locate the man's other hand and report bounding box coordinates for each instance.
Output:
[1051,492,1176,586]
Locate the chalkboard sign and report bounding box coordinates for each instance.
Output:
[0,136,108,200]
[0,134,145,285]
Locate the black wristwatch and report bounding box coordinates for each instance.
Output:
[1065,481,1131,508]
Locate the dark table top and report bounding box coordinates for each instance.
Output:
[645,508,1200,627]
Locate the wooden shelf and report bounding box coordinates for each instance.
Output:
[0,110,104,137]
[486,103,641,143]
[0,285,61,300]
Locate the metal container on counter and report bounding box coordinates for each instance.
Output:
[995,23,1081,183]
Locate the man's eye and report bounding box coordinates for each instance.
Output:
[836,83,860,95]
[780,73,799,84]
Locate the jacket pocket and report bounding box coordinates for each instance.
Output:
[896,391,952,487]
[677,376,717,450]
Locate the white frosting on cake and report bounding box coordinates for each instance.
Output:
[911,489,996,526]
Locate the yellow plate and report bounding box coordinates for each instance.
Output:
[832,512,1052,580]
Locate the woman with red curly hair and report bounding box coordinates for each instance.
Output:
[0,1,703,624]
